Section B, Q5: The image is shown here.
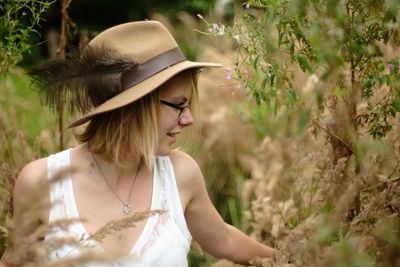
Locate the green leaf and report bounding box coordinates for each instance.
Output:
[261,77,268,91]
[296,109,311,135]
[287,87,298,105]
[332,87,349,96]
[392,100,400,112]
[297,53,313,73]
[252,55,260,70]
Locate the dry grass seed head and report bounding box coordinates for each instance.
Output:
[90,209,164,243]
[0,163,15,217]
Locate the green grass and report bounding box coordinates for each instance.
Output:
[1,68,56,145]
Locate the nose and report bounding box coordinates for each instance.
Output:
[179,109,194,126]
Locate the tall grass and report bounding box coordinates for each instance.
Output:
[197,1,400,266]
[4,3,400,267]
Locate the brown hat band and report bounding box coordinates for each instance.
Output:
[120,47,185,90]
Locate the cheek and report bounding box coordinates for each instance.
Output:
[158,111,174,134]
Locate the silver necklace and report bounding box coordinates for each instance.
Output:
[91,153,140,215]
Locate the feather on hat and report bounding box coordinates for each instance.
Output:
[30,20,221,128]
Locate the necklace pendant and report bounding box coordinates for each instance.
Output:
[123,202,132,215]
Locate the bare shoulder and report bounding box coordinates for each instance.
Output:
[15,157,49,196]
[4,157,50,262]
[14,157,49,222]
[168,150,205,208]
[168,150,202,181]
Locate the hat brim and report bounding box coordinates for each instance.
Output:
[68,60,221,128]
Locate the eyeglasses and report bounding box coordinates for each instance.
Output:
[160,99,190,118]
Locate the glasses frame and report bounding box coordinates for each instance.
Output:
[160,99,189,117]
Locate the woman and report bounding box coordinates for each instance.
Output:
[2,21,274,266]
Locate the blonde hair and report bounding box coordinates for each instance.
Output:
[76,91,159,170]
[76,69,199,170]
[186,69,200,137]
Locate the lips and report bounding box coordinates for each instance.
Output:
[167,132,180,137]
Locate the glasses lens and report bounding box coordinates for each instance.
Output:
[160,99,189,118]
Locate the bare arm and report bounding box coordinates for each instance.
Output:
[171,151,274,264]
[1,158,49,267]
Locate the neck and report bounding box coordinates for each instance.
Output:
[90,151,141,187]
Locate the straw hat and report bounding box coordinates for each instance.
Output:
[30,20,221,128]
[69,20,222,127]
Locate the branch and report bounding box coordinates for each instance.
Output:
[362,176,400,192]
[310,117,355,154]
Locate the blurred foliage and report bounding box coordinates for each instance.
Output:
[202,0,400,139]
[9,0,220,67]
[68,0,217,27]
[0,0,58,255]
[0,0,54,74]
[197,0,400,266]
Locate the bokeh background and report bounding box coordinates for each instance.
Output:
[2,0,400,266]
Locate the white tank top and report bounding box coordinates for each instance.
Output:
[45,149,192,266]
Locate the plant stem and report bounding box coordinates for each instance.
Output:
[57,0,72,150]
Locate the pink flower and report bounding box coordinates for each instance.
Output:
[208,28,213,33]
[225,67,232,80]
[388,63,395,70]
